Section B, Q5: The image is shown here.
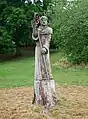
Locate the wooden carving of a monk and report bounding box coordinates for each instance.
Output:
[32,15,57,109]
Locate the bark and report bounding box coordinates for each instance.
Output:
[13,29,22,57]
[33,80,57,109]
[15,46,22,56]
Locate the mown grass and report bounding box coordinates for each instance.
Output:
[0,52,88,88]
[0,57,34,88]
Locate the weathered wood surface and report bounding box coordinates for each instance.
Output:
[32,15,57,109]
[33,80,57,109]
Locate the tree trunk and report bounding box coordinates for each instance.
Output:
[15,46,22,56]
[33,80,57,109]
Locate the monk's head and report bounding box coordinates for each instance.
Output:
[40,16,48,26]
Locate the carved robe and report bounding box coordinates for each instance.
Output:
[33,26,53,81]
[32,25,57,107]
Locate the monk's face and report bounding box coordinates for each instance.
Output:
[40,18,47,26]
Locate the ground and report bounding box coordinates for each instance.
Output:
[0,50,88,119]
[0,86,88,119]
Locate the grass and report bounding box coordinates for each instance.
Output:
[0,51,88,88]
[0,57,34,88]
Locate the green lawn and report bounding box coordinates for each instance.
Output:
[0,52,88,88]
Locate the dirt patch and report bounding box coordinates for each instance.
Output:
[0,86,88,119]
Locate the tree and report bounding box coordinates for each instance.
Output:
[0,26,15,54]
[46,0,68,48]
[6,7,28,56]
[1,0,35,55]
[59,0,88,64]
[47,0,88,64]
[6,0,24,7]
[0,0,15,54]
[0,0,52,54]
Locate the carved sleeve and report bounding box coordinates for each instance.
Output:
[32,20,39,41]
[43,28,53,52]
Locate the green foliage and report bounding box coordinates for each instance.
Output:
[6,0,24,7]
[43,0,52,10]
[0,26,15,54]
[0,0,52,54]
[7,7,27,28]
[0,0,42,54]
[47,0,68,48]
[61,0,88,64]
[48,0,88,64]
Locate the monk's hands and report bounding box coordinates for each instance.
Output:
[41,47,47,54]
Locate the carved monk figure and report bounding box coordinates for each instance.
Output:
[32,15,57,109]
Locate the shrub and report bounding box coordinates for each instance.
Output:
[0,27,15,54]
[49,0,88,64]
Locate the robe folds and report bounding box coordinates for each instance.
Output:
[32,26,57,107]
[32,26,53,81]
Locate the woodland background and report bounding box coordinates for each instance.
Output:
[1,0,88,64]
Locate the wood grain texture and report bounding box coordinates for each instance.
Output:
[34,80,57,109]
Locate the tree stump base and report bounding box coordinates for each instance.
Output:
[33,80,57,109]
